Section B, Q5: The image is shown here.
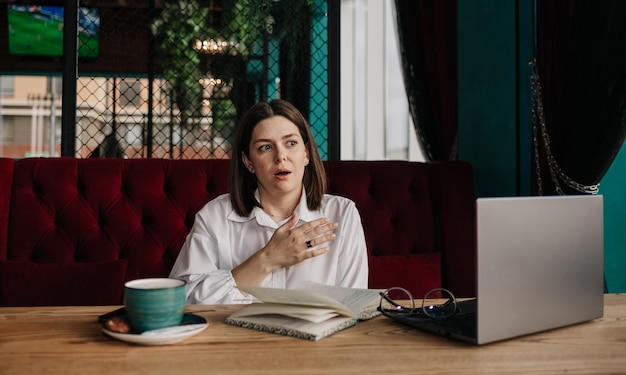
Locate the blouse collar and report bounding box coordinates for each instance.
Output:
[227,188,324,227]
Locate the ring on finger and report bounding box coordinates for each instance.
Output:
[306,240,313,248]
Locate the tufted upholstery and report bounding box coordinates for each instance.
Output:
[0,157,475,306]
[325,161,476,298]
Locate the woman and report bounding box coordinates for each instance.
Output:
[170,99,368,304]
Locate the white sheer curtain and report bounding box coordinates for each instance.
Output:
[340,0,424,161]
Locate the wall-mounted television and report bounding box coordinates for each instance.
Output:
[7,4,100,59]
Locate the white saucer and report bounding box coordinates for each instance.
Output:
[102,313,208,345]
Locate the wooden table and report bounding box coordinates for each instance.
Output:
[1,294,625,374]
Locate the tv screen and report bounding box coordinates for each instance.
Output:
[7,4,100,58]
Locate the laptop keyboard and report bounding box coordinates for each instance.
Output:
[389,299,477,338]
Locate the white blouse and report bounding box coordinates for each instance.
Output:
[169,190,369,304]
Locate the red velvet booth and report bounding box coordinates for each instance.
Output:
[0,158,476,306]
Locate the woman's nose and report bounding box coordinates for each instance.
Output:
[274,147,287,162]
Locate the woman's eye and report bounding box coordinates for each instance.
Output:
[286,140,297,147]
[258,144,271,151]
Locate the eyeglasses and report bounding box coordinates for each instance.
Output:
[378,286,458,320]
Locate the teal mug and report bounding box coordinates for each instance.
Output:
[124,278,186,333]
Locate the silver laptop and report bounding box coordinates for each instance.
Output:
[386,195,604,345]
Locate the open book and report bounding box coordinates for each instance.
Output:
[225,282,383,341]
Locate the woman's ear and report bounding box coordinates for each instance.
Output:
[242,152,255,173]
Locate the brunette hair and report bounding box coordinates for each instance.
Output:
[229,99,326,217]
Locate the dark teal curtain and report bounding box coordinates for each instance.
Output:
[535,0,626,195]
[393,0,458,161]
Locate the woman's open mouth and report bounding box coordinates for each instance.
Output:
[274,170,291,179]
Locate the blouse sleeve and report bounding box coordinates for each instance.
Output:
[169,208,255,305]
[335,200,369,288]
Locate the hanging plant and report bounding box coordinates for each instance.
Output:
[150,0,209,127]
[150,0,315,129]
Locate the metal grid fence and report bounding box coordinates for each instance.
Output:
[76,0,328,159]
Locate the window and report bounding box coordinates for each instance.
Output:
[119,79,142,107]
[1,76,15,97]
[1,117,15,143]
[340,0,423,161]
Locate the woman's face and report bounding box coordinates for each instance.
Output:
[242,115,309,199]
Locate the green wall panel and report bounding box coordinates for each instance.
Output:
[457,0,518,198]
[600,144,626,292]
